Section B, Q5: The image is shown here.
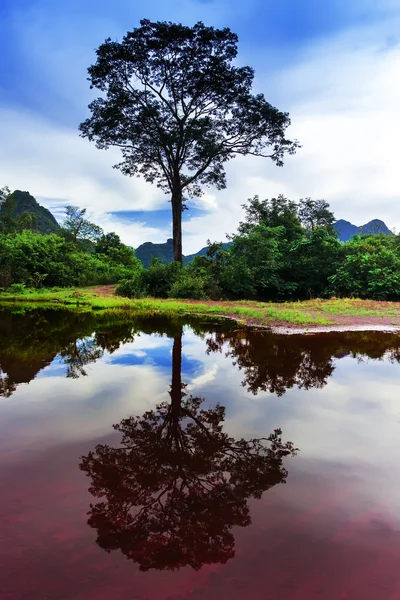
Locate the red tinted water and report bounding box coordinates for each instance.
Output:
[1,437,400,599]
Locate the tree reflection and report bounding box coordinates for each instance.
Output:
[2,307,400,399]
[205,329,400,396]
[0,310,137,394]
[79,328,297,571]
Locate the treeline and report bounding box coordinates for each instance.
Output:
[1,187,399,300]
[117,195,400,301]
[0,189,141,288]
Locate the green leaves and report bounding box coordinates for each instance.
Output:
[80,20,299,261]
[328,234,400,300]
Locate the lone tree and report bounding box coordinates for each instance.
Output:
[79,19,299,262]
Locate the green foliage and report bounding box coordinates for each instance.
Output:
[328,235,400,300]
[8,283,26,294]
[0,230,139,288]
[169,272,209,300]
[79,19,298,261]
[116,259,182,299]
[115,272,147,299]
[141,259,182,298]
[2,184,399,303]
[239,195,303,243]
[288,228,343,298]
[95,232,141,269]
[298,198,336,236]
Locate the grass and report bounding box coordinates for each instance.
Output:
[1,286,400,328]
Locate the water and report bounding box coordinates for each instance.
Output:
[1,308,400,599]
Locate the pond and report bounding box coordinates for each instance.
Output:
[1,308,400,599]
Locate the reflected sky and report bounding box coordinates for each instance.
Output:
[1,310,400,598]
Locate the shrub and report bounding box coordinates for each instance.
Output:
[141,258,182,298]
[169,273,209,300]
[115,273,148,298]
[7,282,26,294]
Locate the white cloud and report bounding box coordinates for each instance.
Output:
[1,8,400,253]
[0,107,172,246]
[183,17,400,251]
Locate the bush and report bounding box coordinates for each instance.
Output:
[115,272,148,298]
[169,273,209,300]
[7,282,26,294]
[0,231,141,288]
[141,258,182,298]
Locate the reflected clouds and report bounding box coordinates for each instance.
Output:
[80,326,297,571]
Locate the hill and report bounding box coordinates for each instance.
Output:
[334,219,392,242]
[0,190,60,234]
[136,219,394,267]
[135,239,231,268]
[135,239,175,268]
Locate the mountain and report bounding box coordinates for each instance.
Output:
[183,242,232,264]
[135,239,231,268]
[136,218,394,266]
[1,190,60,234]
[334,219,392,242]
[135,239,175,268]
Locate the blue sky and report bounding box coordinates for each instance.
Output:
[1,0,399,252]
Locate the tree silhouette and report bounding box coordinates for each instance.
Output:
[80,328,297,571]
[79,20,299,262]
[205,329,400,396]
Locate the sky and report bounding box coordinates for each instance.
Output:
[0,0,399,253]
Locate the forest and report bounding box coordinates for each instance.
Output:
[1,186,399,301]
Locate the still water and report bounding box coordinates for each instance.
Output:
[1,308,400,599]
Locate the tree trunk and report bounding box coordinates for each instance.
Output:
[168,331,183,447]
[171,186,183,263]
[170,332,182,407]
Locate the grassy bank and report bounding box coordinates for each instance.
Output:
[2,286,400,329]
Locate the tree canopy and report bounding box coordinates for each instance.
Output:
[79,19,299,261]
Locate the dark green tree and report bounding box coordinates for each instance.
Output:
[238,194,303,243]
[79,19,299,262]
[95,232,140,269]
[298,197,336,236]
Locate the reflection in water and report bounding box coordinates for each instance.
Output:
[2,308,400,398]
[0,309,137,394]
[79,328,297,571]
[3,309,400,597]
[206,329,400,395]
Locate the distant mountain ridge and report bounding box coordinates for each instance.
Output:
[135,238,232,268]
[0,190,60,234]
[136,219,393,266]
[1,191,392,258]
[334,219,392,242]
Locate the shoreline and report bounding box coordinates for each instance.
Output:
[1,286,400,333]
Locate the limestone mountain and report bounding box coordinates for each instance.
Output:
[135,239,231,267]
[334,219,392,242]
[0,190,60,234]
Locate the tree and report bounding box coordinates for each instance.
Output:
[95,232,140,268]
[79,19,299,262]
[238,195,303,243]
[80,327,297,571]
[298,198,336,236]
[61,206,103,244]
